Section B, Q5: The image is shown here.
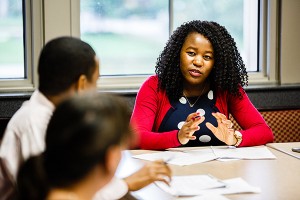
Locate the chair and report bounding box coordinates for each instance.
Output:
[229,109,300,143]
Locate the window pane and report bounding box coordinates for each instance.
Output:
[0,0,24,79]
[80,0,169,76]
[173,0,258,71]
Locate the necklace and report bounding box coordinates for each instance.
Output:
[183,83,206,107]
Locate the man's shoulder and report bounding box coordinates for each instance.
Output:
[4,91,52,137]
[7,96,39,124]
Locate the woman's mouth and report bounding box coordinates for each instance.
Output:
[189,69,202,77]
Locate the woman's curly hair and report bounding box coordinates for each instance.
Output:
[155,20,248,101]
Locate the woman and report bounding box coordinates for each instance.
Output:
[131,20,273,150]
[16,93,138,200]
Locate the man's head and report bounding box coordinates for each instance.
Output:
[38,37,99,97]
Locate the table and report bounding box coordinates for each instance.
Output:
[116,143,300,200]
[267,142,300,159]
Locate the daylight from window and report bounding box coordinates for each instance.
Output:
[81,0,258,76]
[0,0,24,79]
[80,0,169,76]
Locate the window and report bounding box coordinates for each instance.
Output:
[0,0,24,79]
[0,0,43,91]
[0,0,279,92]
[80,0,169,76]
[80,0,259,79]
[173,0,258,72]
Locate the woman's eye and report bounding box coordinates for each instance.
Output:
[187,52,195,56]
[204,55,212,60]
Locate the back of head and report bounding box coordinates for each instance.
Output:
[44,92,133,187]
[16,93,132,199]
[38,36,97,96]
[16,155,48,200]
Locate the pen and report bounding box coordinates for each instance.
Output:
[163,155,174,164]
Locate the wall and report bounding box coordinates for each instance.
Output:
[43,0,80,43]
[1,0,300,135]
[280,0,300,84]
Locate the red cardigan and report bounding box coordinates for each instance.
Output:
[130,75,274,150]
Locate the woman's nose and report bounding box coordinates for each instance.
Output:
[193,57,203,67]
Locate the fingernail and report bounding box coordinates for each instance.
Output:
[192,116,201,120]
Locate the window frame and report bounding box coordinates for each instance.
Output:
[246,0,279,86]
[0,0,280,93]
[98,0,280,91]
[0,0,43,92]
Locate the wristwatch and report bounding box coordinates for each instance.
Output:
[233,130,242,147]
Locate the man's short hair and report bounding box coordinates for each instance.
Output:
[38,37,97,96]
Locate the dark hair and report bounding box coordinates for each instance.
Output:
[155,20,248,100]
[38,36,97,96]
[16,93,132,200]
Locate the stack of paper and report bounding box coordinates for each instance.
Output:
[155,175,226,196]
[132,146,276,166]
[209,146,276,160]
[132,150,216,166]
[179,194,230,200]
[155,175,260,197]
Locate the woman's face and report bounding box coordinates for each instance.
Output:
[180,32,214,88]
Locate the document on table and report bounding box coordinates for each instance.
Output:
[179,194,230,200]
[132,149,216,166]
[132,146,276,166]
[155,176,260,197]
[197,177,261,195]
[208,146,276,160]
[155,174,226,196]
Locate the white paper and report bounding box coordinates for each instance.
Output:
[155,175,226,196]
[197,178,261,195]
[179,194,230,200]
[156,176,260,197]
[210,146,276,160]
[132,146,276,166]
[132,151,217,166]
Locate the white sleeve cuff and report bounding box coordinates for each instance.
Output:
[93,176,128,200]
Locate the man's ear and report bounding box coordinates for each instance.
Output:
[104,145,122,175]
[75,74,88,92]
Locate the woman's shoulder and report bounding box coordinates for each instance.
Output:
[146,75,158,82]
[141,75,159,88]
[138,75,167,98]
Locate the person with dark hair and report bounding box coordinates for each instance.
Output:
[131,20,274,150]
[0,36,99,199]
[16,93,134,200]
[0,36,171,199]
[38,37,98,97]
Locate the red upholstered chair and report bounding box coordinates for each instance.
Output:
[229,109,300,143]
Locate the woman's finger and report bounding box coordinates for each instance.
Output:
[205,122,218,134]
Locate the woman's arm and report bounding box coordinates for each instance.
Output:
[130,76,181,150]
[228,88,274,146]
